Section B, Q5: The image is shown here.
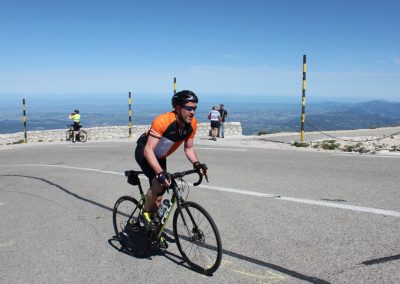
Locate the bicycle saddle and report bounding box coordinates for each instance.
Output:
[125,170,143,186]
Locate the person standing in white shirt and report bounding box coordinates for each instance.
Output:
[208,106,221,141]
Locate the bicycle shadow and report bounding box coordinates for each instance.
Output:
[108,229,330,282]
[108,230,199,274]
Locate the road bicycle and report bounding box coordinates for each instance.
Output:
[112,169,222,275]
[66,124,87,142]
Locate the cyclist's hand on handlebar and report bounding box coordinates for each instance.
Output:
[193,162,208,176]
[156,170,171,188]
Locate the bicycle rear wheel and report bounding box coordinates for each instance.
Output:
[66,130,73,141]
[79,130,87,142]
[112,196,151,257]
[173,201,222,275]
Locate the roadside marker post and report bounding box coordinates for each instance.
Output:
[22,98,28,143]
[174,77,176,94]
[128,92,132,138]
[300,55,307,143]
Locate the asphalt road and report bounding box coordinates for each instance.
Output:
[0,141,399,283]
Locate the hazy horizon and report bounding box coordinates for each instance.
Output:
[1,92,399,106]
[1,94,399,136]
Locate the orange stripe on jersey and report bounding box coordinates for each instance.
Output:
[150,111,197,158]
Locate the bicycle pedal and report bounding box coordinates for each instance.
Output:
[157,239,168,249]
[126,223,140,233]
[119,231,131,245]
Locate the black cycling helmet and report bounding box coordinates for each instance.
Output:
[74,110,80,114]
[171,90,198,107]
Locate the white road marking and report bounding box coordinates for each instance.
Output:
[66,146,120,148]
[0,240,15,248]
[333,153,400,158]
[279,197,400,217]
[197,147,247,151]
[2,164,399,217]
[0,201,4,206]
[199,184,279,198]
[0,164,124,176]
[199,184,400,217]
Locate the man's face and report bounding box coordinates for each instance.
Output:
[178,102,197,124]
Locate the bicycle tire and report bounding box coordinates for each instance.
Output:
[79,130,87,142]
[66,130,73,141]
[112,196,151,257]
[173,201,222,275]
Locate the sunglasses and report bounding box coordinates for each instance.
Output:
[181,105,197,112]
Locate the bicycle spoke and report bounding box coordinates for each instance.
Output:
[173,202,222,275]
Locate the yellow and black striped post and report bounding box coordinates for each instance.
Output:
[173,77,176,94]
[22,98,27,143]
[300,55,307,142]
[128,92,132,138]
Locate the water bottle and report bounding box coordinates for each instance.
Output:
[156,199,171,224]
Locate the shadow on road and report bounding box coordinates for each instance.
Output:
[1,174,330,283]
[0,174,114,212]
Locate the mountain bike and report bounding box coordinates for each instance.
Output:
[112,169,222,275]
[66,124,87,142]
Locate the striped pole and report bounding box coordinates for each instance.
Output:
[22,98,27,143]
[300,55,307,142]
[173,77,176,94]
[128,92,132,138]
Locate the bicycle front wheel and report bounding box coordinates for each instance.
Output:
[79,130,87,142]
[112,196,150,257]
[173,201,222,275]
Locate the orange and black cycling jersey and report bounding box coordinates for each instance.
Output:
[139,111,197,159]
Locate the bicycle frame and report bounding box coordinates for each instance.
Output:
[156,178,182,240]
[125,172,199,244]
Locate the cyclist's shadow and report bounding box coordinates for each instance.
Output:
[108,229,195,272]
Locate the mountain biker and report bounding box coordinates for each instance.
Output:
[135,90,207,236]
[69,110,81,142]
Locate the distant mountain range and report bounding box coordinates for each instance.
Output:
[236,100,400,134]
[301,100,400,131]
[1,99,400,135]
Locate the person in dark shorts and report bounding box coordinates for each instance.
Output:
[208,106,221,141]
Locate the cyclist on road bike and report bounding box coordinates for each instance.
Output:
[69,110,81,142]
[135,90,207,236]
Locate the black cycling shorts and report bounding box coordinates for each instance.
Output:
[211,121,220,128]
[135,135,166,185]
[73,122,81,131]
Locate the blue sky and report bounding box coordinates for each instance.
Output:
[1,0,400,101]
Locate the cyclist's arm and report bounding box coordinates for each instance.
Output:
[184,138,199,165]
[144,135,164,175]
[185,138,208,175]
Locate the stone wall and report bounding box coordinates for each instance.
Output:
[0,122,242,145]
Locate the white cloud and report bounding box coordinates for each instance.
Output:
[376,60,391,67]
[219,53,246,60]
[0,65,300,95]
[395,56,400,66]
[1,64,399,100]
[174,65,299,95]
[0,69,172,93]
